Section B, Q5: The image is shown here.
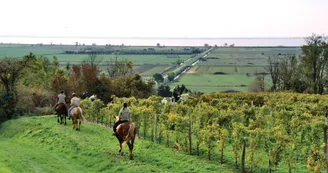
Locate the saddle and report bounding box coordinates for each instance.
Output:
[117,121,131,131]
[56,103,67,112]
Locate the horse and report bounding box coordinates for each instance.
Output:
[114,116,136,160]
[161,97,176,105]
[70,107,86,130]
[55,103,68,125]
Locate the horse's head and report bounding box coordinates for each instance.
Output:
[114,116,119,123]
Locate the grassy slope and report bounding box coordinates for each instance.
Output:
[0,116,235,173]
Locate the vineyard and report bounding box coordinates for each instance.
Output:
[81,92,328,173]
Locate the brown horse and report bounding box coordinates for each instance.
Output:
[55,103,68,125]
[70,107,86,130]
[114,117,136,160]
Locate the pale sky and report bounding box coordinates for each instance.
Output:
[0,0,327,38]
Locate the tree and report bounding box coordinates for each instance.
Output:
[157,84,171,97]
[81,64,100,94]
[248,76,265,92]
[50,69,69,95]
[167,72,175,82]
[66,62,70,71]
[157,43,160,47]
[266,55,280,91]
[300,34,328,94]
[176,59,183,65]
[0,53,36,121]
[153,73,164,83]
[83,52,103,68]
[279,55,306,92]
[68,65,83,95]
[107,57,133,79]
[95,73,112,103]
[192,48,201,54]
[25,56,60,88]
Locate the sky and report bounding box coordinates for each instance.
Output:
[0,0,327,38]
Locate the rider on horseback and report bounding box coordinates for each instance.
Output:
[113,102,130,136]
[68,93,80,120]
[55,90,66,110]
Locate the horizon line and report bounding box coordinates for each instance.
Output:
[0,35,307,39]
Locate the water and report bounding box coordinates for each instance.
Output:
[0,36,306,46]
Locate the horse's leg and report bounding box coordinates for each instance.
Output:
[57,114,60,123]
[79,117,82,130]
[72,119,75,129]
[60,114,63,124]
[127,141,133,160]
[75,119,79,131]
[78,119,81,131]
[119,142,123,155]
[64,113,66,125]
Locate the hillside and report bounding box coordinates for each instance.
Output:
[0,116,235,173]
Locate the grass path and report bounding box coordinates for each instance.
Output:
[0,116,235,173]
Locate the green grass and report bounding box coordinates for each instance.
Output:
[172,74,256,93]
[204,47,302,66]
[194,66,267,75]
[0,116,235,173]
[141,66,171,76]
[54,54,190,65]
[0,44,192,65]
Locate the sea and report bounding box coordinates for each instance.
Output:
[0,36,307,47]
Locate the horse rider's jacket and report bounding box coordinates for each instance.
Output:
[119,108,130,121]
[70,97,80,107]
[58,94,66,104]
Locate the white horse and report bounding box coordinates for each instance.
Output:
[180,93,190,101]
[90,94,97,101]
[161,97,176,105]
[161,98,168,104]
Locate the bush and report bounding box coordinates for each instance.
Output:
[80,98,105,123]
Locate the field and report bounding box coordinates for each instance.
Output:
[0,44,194,77]
[174,47,302,93]
[0,44,303,93]
[0,116,235,173]
[172,74,260,93]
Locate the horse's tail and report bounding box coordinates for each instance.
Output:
[125,122,136,141]
[78,107,87,122]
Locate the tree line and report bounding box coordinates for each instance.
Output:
[0,53,155,122]
[266,34,328,94]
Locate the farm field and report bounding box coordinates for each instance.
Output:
[189,65,267,75]
[171,74,257,93]
[0,44,194,78]
[51,54,190,66]
[138,65,172,76]
[0,44,302,93]
[0,116,235,173]
[175,47,301,92]
[203,47,302,65]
